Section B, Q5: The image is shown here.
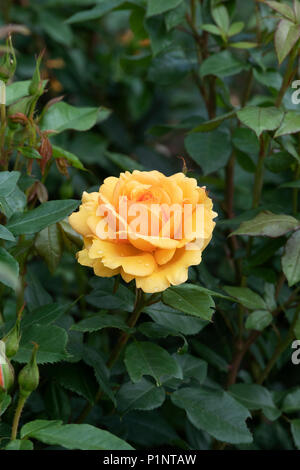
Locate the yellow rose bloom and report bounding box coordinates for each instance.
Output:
[69,170,217,293]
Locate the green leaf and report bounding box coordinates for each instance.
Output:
[185,130,232,175]
[200,50,248,78]
[124,341,182,385]
[190,110,236,133]
[282,230,300,287]
[146,0,183,17]
[20,420,133,450]
[275,19,300,64]
[282,388,300,413]
[237,106,284,137]
[13,324,69,364]
[291,419,300,449]
[35,224,63,274]
[211,3,230,33]
[86,279,135,312]
[17,147,41,160]
[264,152,294,173]
[71,311,133,333]
[275,111,300,137]
[0,247,19,290]
[233,127,260,156]
[40,102,110,133]
[7,200,79,235]
[163,284,215,321]
[245,310,273,331]
[66,0,125,24]
[105,151,144,172]
[229,384,280,420]
[0,224,15,242]
[52,145,85,170]
[228,21,244,37]
[265,1,296,21]
[201,24,222,36]
[117,378,166,413]
[171,387,253,444]
[223,286,266,310]
[229,42,258,49]
[175,354,207,384]
[0,171,20,198]
[5,440,33,450]
[22,303,69,328]
[144,302,208,335]
[231,212,300,237]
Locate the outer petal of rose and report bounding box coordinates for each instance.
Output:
[154,248,176,265]
[93,259,120,277]
[68,192,99,237]
[89,239,156,276]
[77,248,94,267]
[121,268,135,283]
[99,176,119,204]
[87,215,104,236]
[135,247,202,293]
[69,208,92,237]
[128,232,180,251]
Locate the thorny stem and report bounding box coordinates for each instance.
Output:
[76,288,150,424]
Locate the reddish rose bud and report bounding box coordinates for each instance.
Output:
[38,135,52,175]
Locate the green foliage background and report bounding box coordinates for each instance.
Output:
[0,0,300,451]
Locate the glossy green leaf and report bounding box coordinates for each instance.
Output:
[52,145,85,170]
[71,311,133,333]
[7,200,79,235]
[13,324,69,364]
[291,420,300,449]
[274,19,300,64]
[0,247,19,290]
[229,384,279,413]
[171,387,253,444]
[185,130,232,175]
[200,51,248,78]
[245,310,273,331]
[275,111,300,137]
[124,341,182,385]
[40,102,110,133]
[282,230,300,287]
[117,378,166,413]
[146,0,183,17]
[163,284,215,321]
[0,224,15,242]
[20,420,133,450]
[144,302,208,335]
[231,212,300,237]
[223,286,266,310]
[237,106,284,137]
[35,224,63,274]
[282,388,300,413]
